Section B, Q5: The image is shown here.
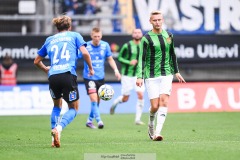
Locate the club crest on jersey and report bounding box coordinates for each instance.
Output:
[167,37,172,44]
[69,91,77,101]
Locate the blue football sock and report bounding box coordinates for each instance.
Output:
[88,102,96,122]
[95,103,101,123]
[60,108,77,129]
[50,106,61,129]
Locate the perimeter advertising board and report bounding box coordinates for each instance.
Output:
[133,0,240,34]
[0,82,239,116]
[0,35,239,65]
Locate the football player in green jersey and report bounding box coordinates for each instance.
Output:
[110,29,145,125]
[136,10,186,141]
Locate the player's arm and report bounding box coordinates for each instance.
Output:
[118,44,131,64]
[136,38,145,79]
[79,45,94,76]
[107,56,121,80]
[136,38,146,87]
[169,34,186,83]
[169,34,179,74]
[34,55,49,74]
[34,44,50,74]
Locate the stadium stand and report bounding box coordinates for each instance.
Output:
[0,0,125,35]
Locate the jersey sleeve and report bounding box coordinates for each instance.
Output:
[37,42,47,57]
[136,37,147,79]
[118,43,131,65]
[168,34,179,74]
[75,33,87,49]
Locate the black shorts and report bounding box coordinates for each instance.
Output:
[83,78,105,95]
[48,72,79,103]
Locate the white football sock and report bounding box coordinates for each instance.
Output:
[56,125,63,132]
[112,95,123,109]
[156,107,168,136]
[149,107,156,126]
[135,99,144,122]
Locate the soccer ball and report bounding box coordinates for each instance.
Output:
[98,84,114,101]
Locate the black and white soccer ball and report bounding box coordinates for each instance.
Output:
[98,84,114,101]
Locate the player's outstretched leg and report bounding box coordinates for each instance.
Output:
[135,99,145,125]
[110,96,123,114]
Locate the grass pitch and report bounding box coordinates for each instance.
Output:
[0,112,240,160]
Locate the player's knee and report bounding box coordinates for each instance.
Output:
[53,98,63,107]
[160,98,169,106]
[151,105,159,112]
[122,96,129,102]
[159,95,169,106]
[68,100,79,111]
[137,93,144,99]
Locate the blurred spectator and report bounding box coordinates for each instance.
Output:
[61,0,86,28]
[84,0,101,26]
[62,0,86,15]
[84,0,101,15]
[112,0,122,32]
[0,55,18,85]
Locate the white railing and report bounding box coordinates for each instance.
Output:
[0,14,125,35]
[0,0,126,35]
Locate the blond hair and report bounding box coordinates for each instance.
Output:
[91,27,101,33]
[150,10,162,16]
[52,15,72,31]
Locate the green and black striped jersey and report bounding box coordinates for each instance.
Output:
[136,29,179,79]
[118,40,140,77]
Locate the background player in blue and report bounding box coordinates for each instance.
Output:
[34,15,94,148]
[79,27,121,129]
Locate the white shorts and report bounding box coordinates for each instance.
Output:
[121,75,145,95]
[145,75,173,99]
